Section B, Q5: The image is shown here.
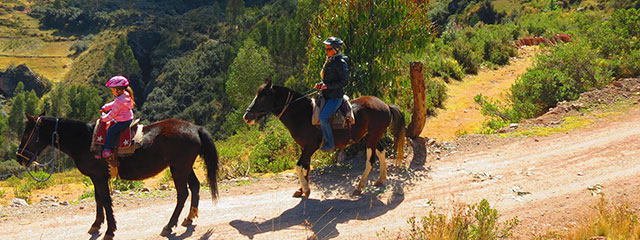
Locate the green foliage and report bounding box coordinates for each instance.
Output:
[405,199,519,240]
[249,120,299,173]
[142,41,234,137]
[510,41,613,118]
[78,189,95,200]
[7,89,25,135]
[70,34,95,57]
[0,188,5,198]
[67,84,102,122]
[226,38,275,108]
[29,171,54,189]
[0,161,22,177]
[218,119,309,178]
[103,34,143,99]
[24,90,40,116]
[424,78,448,116]
[111,178,143,192]
[307,0,434,100]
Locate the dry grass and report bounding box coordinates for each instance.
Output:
[535,197,640,240]
[421,46,540,141]
[0,11,74,82]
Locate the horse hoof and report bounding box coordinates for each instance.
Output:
[304,189,311,198]
[374,180,385,186]
[293,189,304,198]
[102,233,114,240]
[353,189,362,195]
[160,227,173,236]
[181,218,193,227]
[88,226,100,234]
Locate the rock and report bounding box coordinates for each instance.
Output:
[142,187,151,192]
[59,201,68,206]
[11,198,29,207]
[509,123,519,128]
[113,190,121,194]
[158,184,168,190]
[40,195,59,203]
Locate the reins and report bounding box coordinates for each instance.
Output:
[276,89,319,119]
[16,117,60,182]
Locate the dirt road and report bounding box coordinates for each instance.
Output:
[2,105,639,239]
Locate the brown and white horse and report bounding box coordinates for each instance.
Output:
[243,79,405,197]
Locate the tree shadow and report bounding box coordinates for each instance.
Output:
[230,193,404,239]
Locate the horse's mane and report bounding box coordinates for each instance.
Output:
[272,85,313,105]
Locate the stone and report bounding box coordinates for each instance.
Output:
[10,198,28,207]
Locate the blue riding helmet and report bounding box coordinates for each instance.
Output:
[323,37,344,51]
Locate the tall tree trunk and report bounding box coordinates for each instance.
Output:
[406,62,427,166]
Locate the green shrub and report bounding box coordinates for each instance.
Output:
[425,78,448,116]
[451,38,481,74]
[249,120,299,173]
[0,188,5,198]
[78,190,95,200]
[29,171,54,189]
[404,199,518,239]
[509,41,613,118]
[14,182,34,201]
[111,178,143,192]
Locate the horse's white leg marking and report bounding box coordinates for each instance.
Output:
[375,149,387,185]
[358,148,373,191]
[296,166,309,193]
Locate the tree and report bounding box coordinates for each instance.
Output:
[306,0,434,100]
[67,85,102,122]
[8,93,25,135]
[226,38,275,108]
[103,34,143,103]
[24,90,40,116]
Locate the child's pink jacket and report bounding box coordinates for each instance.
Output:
[101,91,134,122]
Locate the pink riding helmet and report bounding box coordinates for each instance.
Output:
[105,75,129,88]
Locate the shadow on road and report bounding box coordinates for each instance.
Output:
[230,193,404,239]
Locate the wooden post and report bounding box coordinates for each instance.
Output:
[407,62,427,166]
[407,62,426,137]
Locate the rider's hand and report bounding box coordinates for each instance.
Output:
[314,82,323,89]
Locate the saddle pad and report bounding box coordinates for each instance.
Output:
[93,121,132,148]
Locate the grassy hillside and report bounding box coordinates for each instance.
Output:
[0,10,74,82]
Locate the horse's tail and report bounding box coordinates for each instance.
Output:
[198,127,219,201]
[388,105,406,162]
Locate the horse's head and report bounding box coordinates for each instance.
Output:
[243,78,278,125]
[15,113,49,167]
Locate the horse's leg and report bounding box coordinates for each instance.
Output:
[93,176,117,239]
[161,167,189,236]
[88,176,104,234]
[354,147,374,195]
[374,146,387,186]
[293,149,314,198]
[181,170,200,226]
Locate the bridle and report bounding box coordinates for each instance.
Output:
[15,117,60,182]
[246,89,319,119]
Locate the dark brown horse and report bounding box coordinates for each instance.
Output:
[243,79,405,197]
[15,114,219,240]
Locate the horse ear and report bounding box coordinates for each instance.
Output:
[39,110,46,116]
[264,78,272,88]
[24,113,35,121]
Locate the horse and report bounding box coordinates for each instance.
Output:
[15,113,219,240]
[243,78,405,197]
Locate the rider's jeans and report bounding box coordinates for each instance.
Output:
[105,120,132,150]
[319,98,342,150]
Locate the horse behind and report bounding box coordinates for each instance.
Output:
[15,114,219,240]
[243,79,405,197]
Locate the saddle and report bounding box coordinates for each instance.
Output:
[312,95,355,129]
[91,119,144,156]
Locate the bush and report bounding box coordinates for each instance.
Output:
[78,190,94,200]
[509,41,613,118]
[403,199,518,239]
[249,120,299,173]
[451,38,481,74]
[111,178,143,192]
